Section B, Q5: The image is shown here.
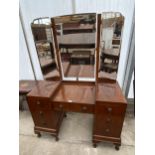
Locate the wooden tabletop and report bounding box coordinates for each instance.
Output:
[96,81,127,104]
[19,80,39,95]
[27,81,60,98]
[52,82,95,104]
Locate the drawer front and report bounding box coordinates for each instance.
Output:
[27,97,51,111]
[96,103,126,116]
[94,103,126,137]
[30,110,51,128]
[69,103,94,113]
[53,102,68,111]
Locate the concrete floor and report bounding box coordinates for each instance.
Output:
[19,111,135,155]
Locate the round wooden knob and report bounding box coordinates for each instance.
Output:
[107,107,112,112]
[39,111,43,115]
[59,104,63,108]
[105,128,110,133]
[37,101,40,105]
[106,117,111,123]
[82,106,87,110]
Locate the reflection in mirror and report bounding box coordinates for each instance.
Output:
[98,12,124,80]
[53,14,96,81]
[31,18,60,80]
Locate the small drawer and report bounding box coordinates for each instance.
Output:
[53,102,68,111]
[27,98,50,111]
[96,103,126,116]
[30,110,48,127]
[103,127,111,135]
[105,116,112,124]
[69,104,94,114]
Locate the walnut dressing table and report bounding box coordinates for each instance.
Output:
[27,13,127,150]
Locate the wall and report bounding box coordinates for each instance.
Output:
[19,18,35,80]
[19,0,135,89]
[128,71,134,98]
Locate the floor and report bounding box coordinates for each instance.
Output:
[19,111,135,155]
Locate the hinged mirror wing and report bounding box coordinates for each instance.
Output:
[98,12,124,81]
[31,17,61,80]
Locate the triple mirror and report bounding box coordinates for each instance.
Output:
[31,12,124,81]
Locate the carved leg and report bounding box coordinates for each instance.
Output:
[35,131,41,138]
[93,143,97,148]
[114,144,121,151]
[64,113,67,118]
[55,136,59,141]
[93,140,98,148]
[37,132,41,138]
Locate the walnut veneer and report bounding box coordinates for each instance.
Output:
[27,81,65,141]
[26,80,127,150]
[93,81,127,150]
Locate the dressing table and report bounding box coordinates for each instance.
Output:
[27,12,127,150]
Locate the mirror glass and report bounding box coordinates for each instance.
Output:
[98,12,124,80]
[31,18,60,80]
[53,13,96,81]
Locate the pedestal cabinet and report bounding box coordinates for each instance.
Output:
[27,81,65,141]
[93,82,127,150]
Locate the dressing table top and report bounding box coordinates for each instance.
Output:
[27,81,60,98]
[26,80,126,105]
[19,80,39,95]
[96,81,127,104]
[52,82,95,105]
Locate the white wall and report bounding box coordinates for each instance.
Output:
[19,18,35,80]
[19,0,135,88]
[128,71,134,98]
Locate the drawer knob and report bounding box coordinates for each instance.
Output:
[39,111,43,115]
[82,106,87,110]
[105,128,110,133]
[37,101,40,105]
[107,107,112,112]
[106,118,111,123]
[59,104,63,108]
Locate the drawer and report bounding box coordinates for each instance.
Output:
[94,103,127,137]
[30,110,49,127]
[96,103,126,116]
[69,103,94,113]
[27,98,51,111]
[53,102,68,111]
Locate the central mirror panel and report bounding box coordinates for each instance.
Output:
[53,13,96,81]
